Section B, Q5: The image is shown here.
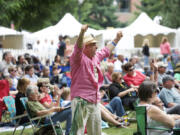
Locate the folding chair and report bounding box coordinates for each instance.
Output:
[3,96,28,135]
[20,97,63,135]
[134,106,180,135]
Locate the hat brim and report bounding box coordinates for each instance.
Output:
[84,40,98,46]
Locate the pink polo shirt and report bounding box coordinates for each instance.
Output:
[160,42,171,55]
[70,44,110,103]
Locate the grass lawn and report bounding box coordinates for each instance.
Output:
[0,123,137,135]
[0,111,137,135]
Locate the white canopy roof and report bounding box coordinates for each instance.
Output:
[0,26,21,36]
[124,12,176,36]
[101,12,177,50]
[32,13,100,40]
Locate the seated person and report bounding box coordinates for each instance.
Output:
[100,87,125,117]
[50,66,63,88]
[138,81,180,135]
[152,96,180,115]
[109,72,137,109]
[38,79,62,108]
[61,87,71,107]
[123,62,146,88]
[15,78,30,124]
[103,63,114,84]
[24,65,38,85]
[159,75,180,108]
[8,66,19,92]
[26,85,71,135]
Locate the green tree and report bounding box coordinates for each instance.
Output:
[0,0,121,31]
[0,0,77,32]
[137,0,180,28]
[80,0,121,29]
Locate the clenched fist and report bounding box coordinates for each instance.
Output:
[81,24,88,33]
[116,31,123,41]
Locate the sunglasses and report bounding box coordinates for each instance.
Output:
[43,85,49,88]
[128,67,135,72]
[11,70,17,72]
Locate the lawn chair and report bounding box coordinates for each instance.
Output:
[134,106,180,135]
[3,96,28,135]
[20,97,63,135]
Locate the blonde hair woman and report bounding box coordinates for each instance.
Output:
[142,38,150,67]
[15,78,30,124]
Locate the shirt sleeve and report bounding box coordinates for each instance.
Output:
[159,90,174,106]
[96,47,110,62]
[70,44,83,65]
[27,102,39,116]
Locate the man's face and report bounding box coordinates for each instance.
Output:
[19,56,25,63]
[28,68,34,76]
[159,66,166,73]
[165,80,175,89]
[85,43,97,58]
[29,89,40,101]
[5,53,12,62]
[117,55,124,61]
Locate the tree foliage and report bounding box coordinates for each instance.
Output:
[0,0,121,31]
[0,0,78,32]
[138,0,180,28]
[80,0,121,29]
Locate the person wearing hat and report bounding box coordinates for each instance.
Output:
[70,24,123,135]
[159,75,180,108]
[157,62,168,87]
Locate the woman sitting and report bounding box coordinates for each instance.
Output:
[109,72,137,109]
[15,78,30,124]
[138,81,180,135]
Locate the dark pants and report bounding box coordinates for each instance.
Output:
[45,108,72,135]
[166,105,180,115]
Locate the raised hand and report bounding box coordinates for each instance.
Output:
[116,31,123,41]
[81,24,88,33]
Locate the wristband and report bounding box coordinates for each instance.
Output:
[112,41,117,47]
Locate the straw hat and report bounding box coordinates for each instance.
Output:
[157,62,168,68]
[83,35,98,46]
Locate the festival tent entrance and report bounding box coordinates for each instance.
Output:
[116,12,177,52]
[0,26,23,49]
[100,12,177,54]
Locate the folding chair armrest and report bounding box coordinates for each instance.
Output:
[11,113,28,121]
[173,127,180,131]
[31,114,52,121]
[147,126,172,131]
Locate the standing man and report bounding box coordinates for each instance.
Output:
[57,35,66,63]
[70,24,123,135]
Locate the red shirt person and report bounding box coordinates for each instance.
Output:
[123,62,146,87]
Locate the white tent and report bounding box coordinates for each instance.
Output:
[0,26,21,36]
[123,12,176,36]
[0,26,24,49]
[54,13,100,37]
[115,12,177,52]
[32,13,100,41]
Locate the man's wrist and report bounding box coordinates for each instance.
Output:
[111,41,117,47]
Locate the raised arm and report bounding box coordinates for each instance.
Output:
[77,24,88,49]
[106,31,123,53]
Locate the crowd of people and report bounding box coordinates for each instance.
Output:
[0,24,180,135]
